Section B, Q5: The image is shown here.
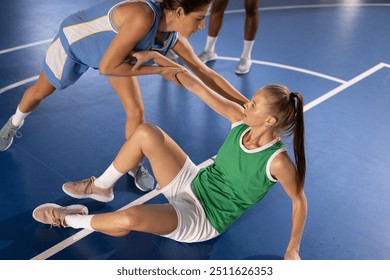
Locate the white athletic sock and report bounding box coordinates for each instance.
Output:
[65,214,94,230]
[11,106,31,127]
[240,40,255,59]
[204,36,218,53]
[94,163,124,189]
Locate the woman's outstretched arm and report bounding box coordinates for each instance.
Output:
[132,51,245,123]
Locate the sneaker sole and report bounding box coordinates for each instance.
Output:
[62,185,114,202]
[32,203,89,223]
[235,65,252,75]
[235,62,252,75]
[235,69,250,75]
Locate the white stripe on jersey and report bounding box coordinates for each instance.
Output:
[63,16,112,46]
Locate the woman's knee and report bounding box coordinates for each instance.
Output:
[212,0,228,13]
[245,0,259,15]
[132,123,164,150]
[119,207,144,231]
[135,123,162,139]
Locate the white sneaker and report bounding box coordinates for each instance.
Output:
[128,163,155,192]
[235,58,252,74]
[198,51,218,63]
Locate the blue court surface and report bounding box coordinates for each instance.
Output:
[1,0,390,262]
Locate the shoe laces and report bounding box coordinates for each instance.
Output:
[83,177,95,194]
[0,125,16,141]
[50,208,66,229]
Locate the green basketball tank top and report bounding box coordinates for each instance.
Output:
[193,122,286,233]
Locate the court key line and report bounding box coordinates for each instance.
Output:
[31,62,389,260]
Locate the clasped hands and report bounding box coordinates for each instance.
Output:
[131,50,186,87]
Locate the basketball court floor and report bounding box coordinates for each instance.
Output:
[0,0,389,260]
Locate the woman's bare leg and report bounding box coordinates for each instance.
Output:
[113,123,187,187]
[18,71,56,113]
[107,76,144,140]
[90,123,188,236]
[244,0,259,41]
[208,0,229,37]
[91,204,178,237]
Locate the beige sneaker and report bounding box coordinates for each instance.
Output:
[32,203,88,228]
[62,177,114,202]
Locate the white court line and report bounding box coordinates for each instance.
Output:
[304,62,388,112]
[0,76,39,95]
[218,56,346,84]
[0,39,52,55]
[31,62,389,260]
[223,3,390,14]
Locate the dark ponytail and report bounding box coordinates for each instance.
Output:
[291,92,306,192]
[263,85,306,193]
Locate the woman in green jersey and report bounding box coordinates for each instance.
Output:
[32,51,307,260]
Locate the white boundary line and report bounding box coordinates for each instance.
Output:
[31,62,389,260]
[218,56,346,84]
[304,62,388,112]
[0,39,52,55]
[224,3,390,15]
[0,76,39,95]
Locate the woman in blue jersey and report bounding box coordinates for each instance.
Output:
[0,0,248,192]
[32,51,307,260]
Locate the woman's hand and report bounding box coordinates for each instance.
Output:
[130,51,158,70]
[160,67,186,87]
[131,50,186,86]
